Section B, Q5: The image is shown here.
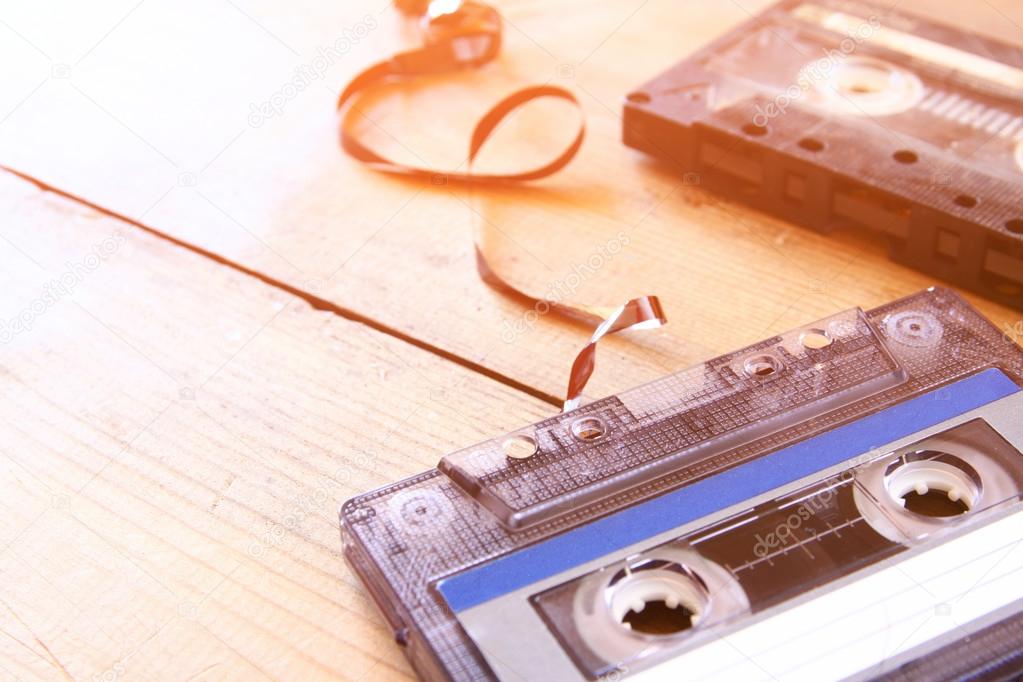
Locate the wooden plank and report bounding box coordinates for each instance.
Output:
[0,170,551,681]
[0,0,1020,401]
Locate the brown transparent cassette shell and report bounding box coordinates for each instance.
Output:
[623,0,1023,310]
[340,288,1023,681]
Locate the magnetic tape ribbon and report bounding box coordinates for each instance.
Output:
[336,0,665,410]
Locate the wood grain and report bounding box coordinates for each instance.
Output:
[1,0,1020,404]
[2,2,1023,680]
[0,170,550,681]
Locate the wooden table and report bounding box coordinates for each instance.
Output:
[1,1,1020,680]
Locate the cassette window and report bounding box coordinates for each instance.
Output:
[528,417,1023,679]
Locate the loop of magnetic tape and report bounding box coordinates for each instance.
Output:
[340,2,1023,679]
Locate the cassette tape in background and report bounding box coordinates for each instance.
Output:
[623,0,1023,311]
[341,288,1023,681]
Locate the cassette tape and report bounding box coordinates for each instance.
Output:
[340,288,1023,681]
[622,1,1023,312]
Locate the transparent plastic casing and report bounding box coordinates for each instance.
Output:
[340,288,1023,681]
[440,307,905,529]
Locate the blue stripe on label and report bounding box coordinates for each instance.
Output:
[439,368,1020,613]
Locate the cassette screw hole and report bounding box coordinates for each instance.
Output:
[1006,219,1023,235]
[571,416,606,442]
[800,329,832,350]
[798,137,824,152]
[741,122,768,137]
[502,435,538,460]
[954,194,978,209]
[893,149,918,164]
[627,92,651,104]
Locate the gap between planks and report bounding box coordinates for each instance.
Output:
[1,164,564,409]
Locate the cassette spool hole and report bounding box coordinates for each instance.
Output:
[622,599,697,635]
[607,560,708,637]
[902,489,969,516]
[836,60,890,95]
[1006,219,1023,235]
[884,452,981,518]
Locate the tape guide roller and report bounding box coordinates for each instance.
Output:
[341,288,1023,681]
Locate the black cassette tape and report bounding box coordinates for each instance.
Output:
[622,1,1023,311]
[341,288,1023,680]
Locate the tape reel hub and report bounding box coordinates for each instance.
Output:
[607,560,707,635]
[569,546,749,666]
[884,452,981,517]
[853,419,1023,543]
[805,56,924,116]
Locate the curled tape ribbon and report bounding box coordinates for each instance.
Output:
[336,0,666,410]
